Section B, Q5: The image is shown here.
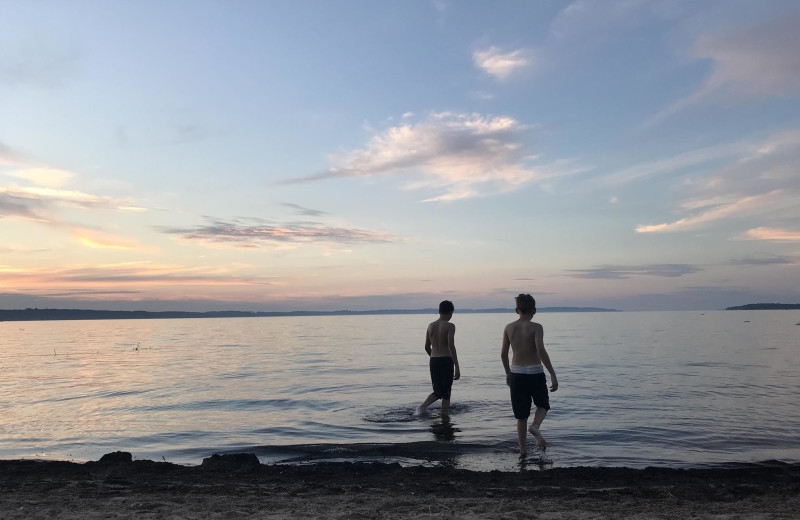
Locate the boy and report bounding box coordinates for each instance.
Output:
[417,300,461,416]
[501,294,558,456]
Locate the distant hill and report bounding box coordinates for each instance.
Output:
[0,306,619,322]
[725,303,800,310]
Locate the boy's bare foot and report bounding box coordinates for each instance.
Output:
[528,425,547,452]
[414,406,427,416]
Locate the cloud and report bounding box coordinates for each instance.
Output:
[730,255,794,266]
[740,227,800,242]
[0,192,46,221]
[161,123,208,146]
[1,174,154,251]
[160,217,401,249]
[7,168,74,188]
[473,47,531,80]
[636,190,786,233]
[0,39,78,88]
[282,203,328,217]
[432,0,448,13]
[72,228,156,252]
[0,180,145,218]
[286,112,585,201]
[566,264,702,279]
[0,262,276,288]
[0,141,27,166]
[604,140,750,185]
[626,129,800,234]
[656,12,800,119]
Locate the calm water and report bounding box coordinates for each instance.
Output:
[1,311,798,471]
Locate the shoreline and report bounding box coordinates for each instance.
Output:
[2,453,798,519]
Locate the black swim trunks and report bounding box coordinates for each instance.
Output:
[429,356,454,399]
[509,372,550,419]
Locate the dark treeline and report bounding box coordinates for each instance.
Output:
[725,303,800,310]
[0,306,618,322]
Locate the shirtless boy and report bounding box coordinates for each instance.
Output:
[417,300,461,416]
[501,294,558,456]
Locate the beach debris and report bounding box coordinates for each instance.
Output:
[201,453,261,472]
[98,451,133,464]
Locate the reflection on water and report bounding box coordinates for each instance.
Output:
[430,416,458,442]
[1,311,799,470]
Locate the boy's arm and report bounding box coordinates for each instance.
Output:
[424,325,432,356]
[448,324,460,380]
[501,326,511,387]
[535,324,558,391]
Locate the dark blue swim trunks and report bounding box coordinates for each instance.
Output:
[509,372,550,419]
[429,356,454,399]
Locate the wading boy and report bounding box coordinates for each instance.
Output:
[501,294,558,456]
[417,300,461,416]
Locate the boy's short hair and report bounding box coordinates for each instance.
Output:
[438,300,454,314]
[515,293,536,315]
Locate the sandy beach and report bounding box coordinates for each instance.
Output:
[1,453,798,519]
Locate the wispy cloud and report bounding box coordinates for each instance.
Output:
[566,264,702,279]
[626,129,800,234]
[161,123,208,146]
[160,217,401,249]
[0,141,27,166]
[0,39,79,88]
[6,168,74,188]
[654,12,800,121]
[472,47,531,80]
[285,112,586,201]
[72,229,156,252]
[1,173,154,251]
[0,262,277,288]
[740,227,800,242]
[636,190,786,233]
[730,255,794,266]
[282,203,328,217]
[604,141,750,185]
[0,192,47,221]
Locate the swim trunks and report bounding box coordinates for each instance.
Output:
[429,356,454,399]
[509,369,550,419]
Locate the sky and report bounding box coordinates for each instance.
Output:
[1,0,799,312]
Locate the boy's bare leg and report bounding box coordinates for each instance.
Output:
[528,407,548,451]
[417,393,438,415]
[517,419,528,456]
[441,398,450,416]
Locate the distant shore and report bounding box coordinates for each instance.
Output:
[0,306,619,323]
[725,303,800,310]
[1,453,797,519]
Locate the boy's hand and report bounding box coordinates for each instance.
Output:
[453,367,461,380]
[550,375,558,392]
[506,373,511,387]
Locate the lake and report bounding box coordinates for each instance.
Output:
[1,311,798,471]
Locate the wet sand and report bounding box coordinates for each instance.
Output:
[1,453,797,519]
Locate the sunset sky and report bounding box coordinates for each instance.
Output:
[2,0,799,311]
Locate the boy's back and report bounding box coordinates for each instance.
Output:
[428,319,454,358]
[504,320,544,366]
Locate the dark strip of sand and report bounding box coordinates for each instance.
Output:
[1,453,798,519]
